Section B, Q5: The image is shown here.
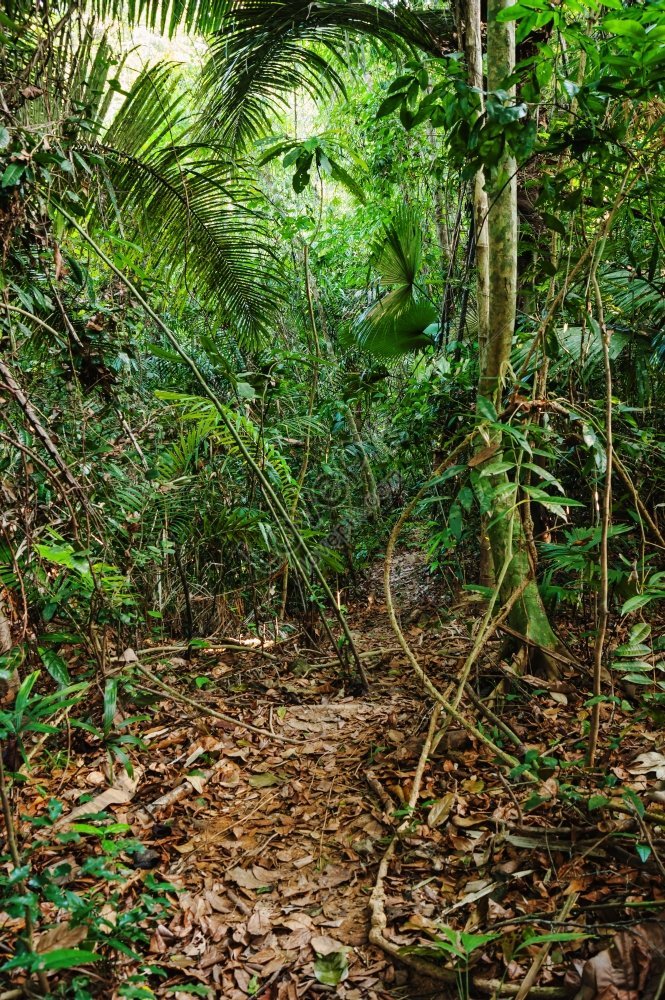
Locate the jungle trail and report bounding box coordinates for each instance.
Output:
[1,1,665,998]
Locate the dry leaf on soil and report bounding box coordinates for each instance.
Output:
[55,767,143,826]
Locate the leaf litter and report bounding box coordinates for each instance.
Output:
[4,553,665,999]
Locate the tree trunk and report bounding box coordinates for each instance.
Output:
[0,590,19,702]
[478,0,563,673]
[461,0,493,587]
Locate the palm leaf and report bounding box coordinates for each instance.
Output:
[99,63,282,343]
[351,206,438,357]
[356,296,438,357]
[90,0,233,37]
[199,0,454,149]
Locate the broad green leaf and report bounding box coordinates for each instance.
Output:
[314,948,349,986]
[610,660,653,672]
[629,623,652,644]
[1,162,25,187]
[622,594,653,614]
[39,948,100,971]
[479,461,515,477]
[476,396,497,422]
[636,843,652,863]
[3,948,100,972]
[516,931,590,952]
[603,17,646,39]
[614,642,651,657]
[39,648,70,688]
[236,381,256,400]
[103,678,118,736]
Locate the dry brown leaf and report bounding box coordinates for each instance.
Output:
[185,773,206,793]
[227,865,281,889]
[311,933,344,955]
[35,923,88,953]
[573,921,665,999]
[427,793,455,828]
[468,443,499,467]
[628,752,665,779]
[205,890,232,913]
[247,908,271,936]
[55,766,143,826]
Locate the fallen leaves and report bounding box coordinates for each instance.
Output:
[9,552,665,1000]
[227,866,282,890]
[55,765,143,826]
[572,922,665,1000]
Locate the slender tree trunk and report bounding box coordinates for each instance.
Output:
[479,0,563,673]
[463,0,490,369]
[482,0,517,405]
[461,0,493,587]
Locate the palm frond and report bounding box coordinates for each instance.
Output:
[99,63,282,343]
[551,323,652,383]
[377,205,423,287]
[199,0,454,148]
[350,206,438,357]
[90,0,232,37]
[355,297,438,357]
[604,267,665,358]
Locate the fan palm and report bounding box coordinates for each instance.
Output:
[352,205,439,357]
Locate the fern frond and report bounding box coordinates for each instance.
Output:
[156,391,299,506]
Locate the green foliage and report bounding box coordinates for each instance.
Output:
[350,206,439,357]
[198,0,453,148]
[1,0,665,989]
[259,134,367,200]
[101,63,281,341]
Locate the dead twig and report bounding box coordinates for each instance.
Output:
[134,663,300,744]
[136,755,235,820]
[366,771,396,813]
[138,641,280,663]
[515,891,579,1000]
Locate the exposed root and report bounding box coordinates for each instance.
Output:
[368,705,569,997]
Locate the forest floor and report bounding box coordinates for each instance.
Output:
[7,553,665,999]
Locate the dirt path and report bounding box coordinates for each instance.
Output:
[124,553,450,999]
[15,553,664,999]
